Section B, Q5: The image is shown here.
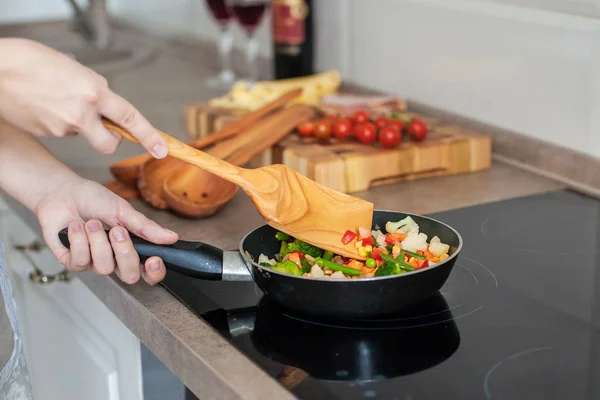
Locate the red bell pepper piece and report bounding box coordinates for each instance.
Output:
[341,230,357,245]
[361,236,375,247]
[371,248,383,261]
[385,234,395,245]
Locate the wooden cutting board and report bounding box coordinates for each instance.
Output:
[272,123,491,193]
[184,104,491,194]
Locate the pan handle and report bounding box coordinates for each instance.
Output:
[57,228,253,281]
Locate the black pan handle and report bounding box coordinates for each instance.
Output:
[58,228,231,280]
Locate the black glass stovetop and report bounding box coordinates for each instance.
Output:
[161,189,600,399]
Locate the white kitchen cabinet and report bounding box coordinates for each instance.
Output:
[0,200,143,400]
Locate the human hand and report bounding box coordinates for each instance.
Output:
[0,38,168,158]
[34,177,179,285]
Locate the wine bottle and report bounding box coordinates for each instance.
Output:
[272,0,313,79]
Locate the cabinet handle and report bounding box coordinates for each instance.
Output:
[28,265,71,284]
[14,240,71,284]
[14,240,45,252]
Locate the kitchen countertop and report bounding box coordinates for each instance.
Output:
[0,21,566,400]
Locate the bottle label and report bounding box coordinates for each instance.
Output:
[272,0,308,45]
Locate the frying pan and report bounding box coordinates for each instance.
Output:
[58,210,463,318]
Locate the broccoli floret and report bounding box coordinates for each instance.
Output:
[286,239,323,259]
[300,258,311,273]
[279,241,291,259]
[374,261,403,277]
[275,231,291,241]
[271,261,303,276]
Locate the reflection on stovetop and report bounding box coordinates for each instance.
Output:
[203,293,461,384]
[161,190,600,399]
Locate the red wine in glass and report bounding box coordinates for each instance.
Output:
[206,0,233,25]
[204,0,236,88]
[231,2,267,34]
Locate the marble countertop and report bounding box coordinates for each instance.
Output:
[0,21,566,400]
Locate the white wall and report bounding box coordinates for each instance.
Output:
[342,0,600,159]
[0,0,114,23]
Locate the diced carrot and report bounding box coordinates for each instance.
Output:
[361,266,375,274]
[432,256,440,263]
[288,252,302,268]
[407,257,419,269]
[347,259,364,270]
[390,232,407,241]
[424,248,436,260]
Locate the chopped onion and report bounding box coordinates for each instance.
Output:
[372,229,386,247]
[330,271,347,279]
[310,265,325,278]
[358,226,370,239]
[258,254,276,265]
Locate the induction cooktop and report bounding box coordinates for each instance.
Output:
[161,189,600,400]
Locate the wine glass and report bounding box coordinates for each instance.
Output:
[229,0,268,85]
[204,0,236,88]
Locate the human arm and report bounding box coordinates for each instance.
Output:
[0,37,168,159]
[0,119,178,284]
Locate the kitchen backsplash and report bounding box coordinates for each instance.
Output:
[2,0,599,159]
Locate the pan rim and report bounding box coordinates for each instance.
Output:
[238,209,464,282]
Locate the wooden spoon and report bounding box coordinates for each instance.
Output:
[108,88,303,189]
[102,119,373,260]
[163,104,316,218]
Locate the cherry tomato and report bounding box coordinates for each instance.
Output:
[407,119,428,142]
[373,116,389,130]
[386,119,405,132]
[352,110,370,124]
[297,121,314,136]
[314,120,332,140]
[332,118,353,140]
[378,126,402,148]
[353,122,377,145]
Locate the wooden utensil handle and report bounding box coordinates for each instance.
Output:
[190,88,302,148]
[102,118,250,187]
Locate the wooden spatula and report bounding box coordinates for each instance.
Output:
[101,118,374,260]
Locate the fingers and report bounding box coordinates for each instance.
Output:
[108,226,141,284]
[67,221,91,271]
[142,257,166,286]
[79,110,122,155]
[69,221,168,285]
[45,213,170,285]
[85,220,115,275]
[96,86,168,159]
[117,202,178,244]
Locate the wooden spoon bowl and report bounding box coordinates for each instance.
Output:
[163,166,239,218]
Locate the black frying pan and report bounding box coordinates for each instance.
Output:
[58,210,463,318]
